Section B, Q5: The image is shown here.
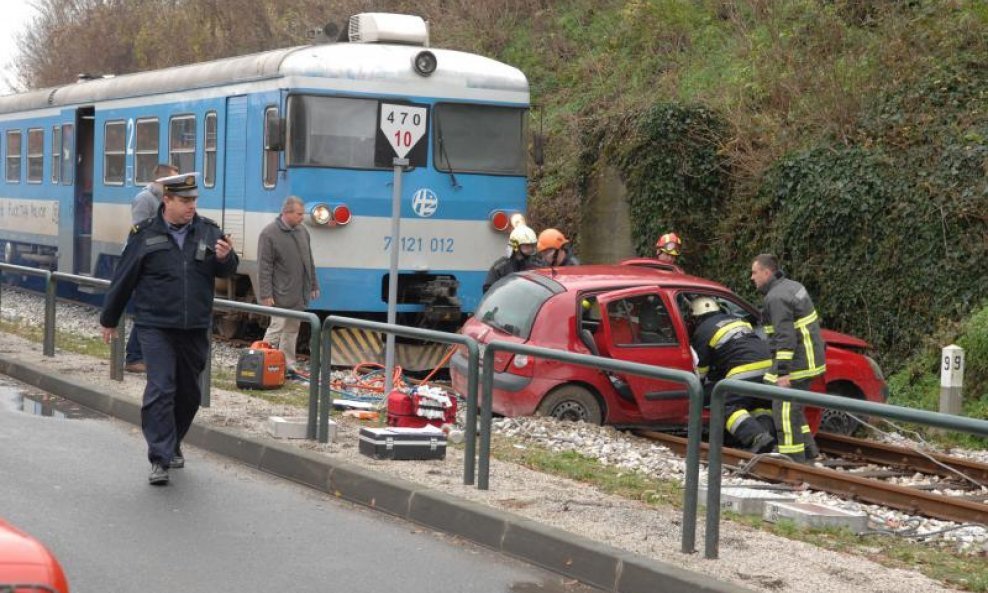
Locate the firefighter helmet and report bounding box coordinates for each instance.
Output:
[537,228,569,252]
[690,296,719,317]
[655,232,682,256]
[508,225,538,251]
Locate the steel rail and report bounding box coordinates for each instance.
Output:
[816,432,988,484]
[637,430,988,526]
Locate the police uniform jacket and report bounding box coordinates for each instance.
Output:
[758,271,826,383]
[691,311,772,383]
[100,211,239,330]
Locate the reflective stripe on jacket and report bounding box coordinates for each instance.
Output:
[691,311,772,383]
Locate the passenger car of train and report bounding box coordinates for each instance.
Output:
[0,13,529,368]
[451,265,888,434]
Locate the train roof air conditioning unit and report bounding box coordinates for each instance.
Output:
[348,13,429,47]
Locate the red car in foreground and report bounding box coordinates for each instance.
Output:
[0,518,70,593]
[451,265,887,434]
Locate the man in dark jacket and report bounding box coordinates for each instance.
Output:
[257,196,320,373]
[751,253,825,463]
[100,173,238,485]
[483,223,538,292]
[690,296,775,453]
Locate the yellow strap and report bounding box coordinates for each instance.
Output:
[726,359,772,378]
[776,350,794,361]
[794,310,819,328]
[764,325,774,334]
[726,409,750,433]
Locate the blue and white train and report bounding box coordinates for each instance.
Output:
[0,13,530,367]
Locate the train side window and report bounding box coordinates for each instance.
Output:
[61,124,74,185]
[27,128,43,183]
[169,115,196,173]
[204,112,216,188]
[103,120,126,185]
[52,126,62,184]
[134,118,159,184]
[262,106,279,189]
[6,130,21,183]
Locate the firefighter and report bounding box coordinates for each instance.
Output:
[750,253,825,463]
[483,223,539,292]
[690,296,775,453]
[536,228,580,267]
[655,232,682,265]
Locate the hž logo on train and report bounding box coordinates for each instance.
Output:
[412,188,439,217]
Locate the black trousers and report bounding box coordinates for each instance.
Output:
[137,326,209,466]
[771,378,815,458]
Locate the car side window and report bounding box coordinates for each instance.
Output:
[677,292,761,334]
[606,294,677,346]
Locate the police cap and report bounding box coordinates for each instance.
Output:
[158,172,199,198]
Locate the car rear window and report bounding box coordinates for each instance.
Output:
[475,275,555,339]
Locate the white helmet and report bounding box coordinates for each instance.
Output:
[509,225,538,251]
[690,296,720,317]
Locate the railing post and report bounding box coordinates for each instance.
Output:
[43,272,55,357]
[463,340,480,486]
[315,317,333,441]
[478,345,496,490]
[704,385,727,559]
[304,313,323,443]
[681,375,704,554]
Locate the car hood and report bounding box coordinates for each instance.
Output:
[821,328,870,350]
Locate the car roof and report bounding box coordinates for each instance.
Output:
[522,264,733,294]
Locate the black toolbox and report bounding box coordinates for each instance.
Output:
[358,426,447,460]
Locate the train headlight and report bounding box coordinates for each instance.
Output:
[413,50,437,77]
[311,204,332,225]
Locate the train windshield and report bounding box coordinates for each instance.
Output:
[287,95,383,169]
[433,103,526,176]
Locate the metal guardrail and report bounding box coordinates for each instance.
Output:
[319,316,482,485]
[701,379,988,559]
[0,263,56,357]
[479,339,705,553]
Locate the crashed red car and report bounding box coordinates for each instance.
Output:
[451,265,887,434]
[0,518,70,593]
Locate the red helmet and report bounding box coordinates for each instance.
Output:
[655,232,682,256]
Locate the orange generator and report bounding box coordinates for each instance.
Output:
[235,341,286,389]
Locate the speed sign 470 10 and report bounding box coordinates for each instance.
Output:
[376,102,429,167]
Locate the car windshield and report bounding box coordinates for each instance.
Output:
[475,276,553,339]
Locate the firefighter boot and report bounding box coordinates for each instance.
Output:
[728,412,775,454]
[801,425,820,460]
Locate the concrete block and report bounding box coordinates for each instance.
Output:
[698,484,798,516]
[266,416,334,440]
[763,501,869,533]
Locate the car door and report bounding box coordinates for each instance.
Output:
[595,287,695,422]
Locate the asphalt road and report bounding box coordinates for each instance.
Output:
[0,382,599,593]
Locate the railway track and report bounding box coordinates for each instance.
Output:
[635,430,988,526]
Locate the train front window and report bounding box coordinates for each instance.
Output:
[287,95,381,169]
[433,104,526,175]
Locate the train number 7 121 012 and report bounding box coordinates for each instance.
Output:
[383,236,455,253]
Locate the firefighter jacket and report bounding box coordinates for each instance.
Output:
[691,311,772,383]
[483,253,536,293]
[758,271,826,383]
[100,212,239,330]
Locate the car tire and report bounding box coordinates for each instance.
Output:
[820,383,864,436]
[536,385,603,425]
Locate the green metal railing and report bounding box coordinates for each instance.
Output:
[701,379,988,559]
[319,316,482,485]
[0,263,56,357]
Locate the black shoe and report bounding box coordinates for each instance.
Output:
[747,432,776,454]
[148,463,169,486]
[171,445,185,469]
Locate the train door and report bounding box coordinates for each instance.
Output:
[73,107,95,274]
[222,96,247,254]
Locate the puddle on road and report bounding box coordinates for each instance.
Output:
[2,385,104,420]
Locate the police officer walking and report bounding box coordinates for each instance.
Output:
[750,253,825,463]
[100,173,238,485]
[690,296,776,453]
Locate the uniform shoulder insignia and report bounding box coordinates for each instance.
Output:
[130,218,153,235]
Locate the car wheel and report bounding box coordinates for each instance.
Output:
[536,385,603,425]
[820,383,863,436]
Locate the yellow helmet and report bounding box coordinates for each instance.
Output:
[508,225,538,251]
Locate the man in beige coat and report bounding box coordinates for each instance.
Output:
[258,196,320,373]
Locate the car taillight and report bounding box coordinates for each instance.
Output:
[507,353,535,377]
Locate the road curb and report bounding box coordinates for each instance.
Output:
[0,354,750,593]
